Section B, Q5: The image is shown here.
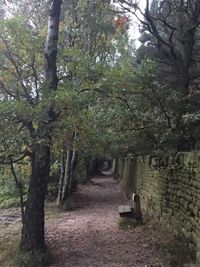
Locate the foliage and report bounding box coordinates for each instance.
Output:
[0,0,199,184]
[0,0,200,264]
[13,248,53,267]
[0,183,24,208]
[138,0,200,150]
[0,164,28,208]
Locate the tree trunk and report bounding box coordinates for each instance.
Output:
[56,155,65,205]
[56,149,72,205]
[20,0,62,252]
[66,148,78,197]
[20,144,50,251]
[57,148,78,205]
[10,160,25,225]
[61,149,72,202]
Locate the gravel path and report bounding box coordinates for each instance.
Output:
[46,176,163,267]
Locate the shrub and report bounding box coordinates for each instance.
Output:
[0,182,27,208]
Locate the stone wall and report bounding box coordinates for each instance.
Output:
[116,152,200,261]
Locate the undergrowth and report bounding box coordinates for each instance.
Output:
[0,226,20,267]
[0,183,27,208]
[0,203,57,267]
[144,218,197,267]
[118,217,142,230]
[13,248,53,267]
[62,196,75,211]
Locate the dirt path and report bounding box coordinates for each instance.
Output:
[0,208,21,228]
[46,176,163,267]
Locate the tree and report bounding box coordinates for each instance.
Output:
[0,0,168,258]
[0,0,62,255]
[20,0,62,252]
[115,0,200,151]
[56,0,118,204]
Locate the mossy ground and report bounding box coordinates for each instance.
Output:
[143,218,196,267]
[0,224,20,267]
[118,217,142,230]
[0,203,60,267]
[13,248,53,267]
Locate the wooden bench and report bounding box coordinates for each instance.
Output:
[118,193,142,222]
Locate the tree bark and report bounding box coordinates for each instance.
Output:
[10,160,25,225]
[57,148,78,205]
[20,144,50,251]
[66,148,78,197]
[56,155,65,205]
[44,0,62,91]
[56,149,72,205]
[20,0,62,252]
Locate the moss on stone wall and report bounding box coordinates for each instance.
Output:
[117,158,125,181]
[115,152,200,262]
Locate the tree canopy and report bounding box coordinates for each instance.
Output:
[0,0,200,264]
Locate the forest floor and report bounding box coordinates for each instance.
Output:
[0,175,195,267]
[46,175,183,267]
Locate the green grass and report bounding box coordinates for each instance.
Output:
[0,212,54,267]
[0,224,20,267]
[118,217,142,230]
[13,248,53,267]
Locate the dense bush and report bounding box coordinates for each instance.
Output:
[0,181,27,208]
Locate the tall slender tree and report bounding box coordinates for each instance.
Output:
[20,0,62,252]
